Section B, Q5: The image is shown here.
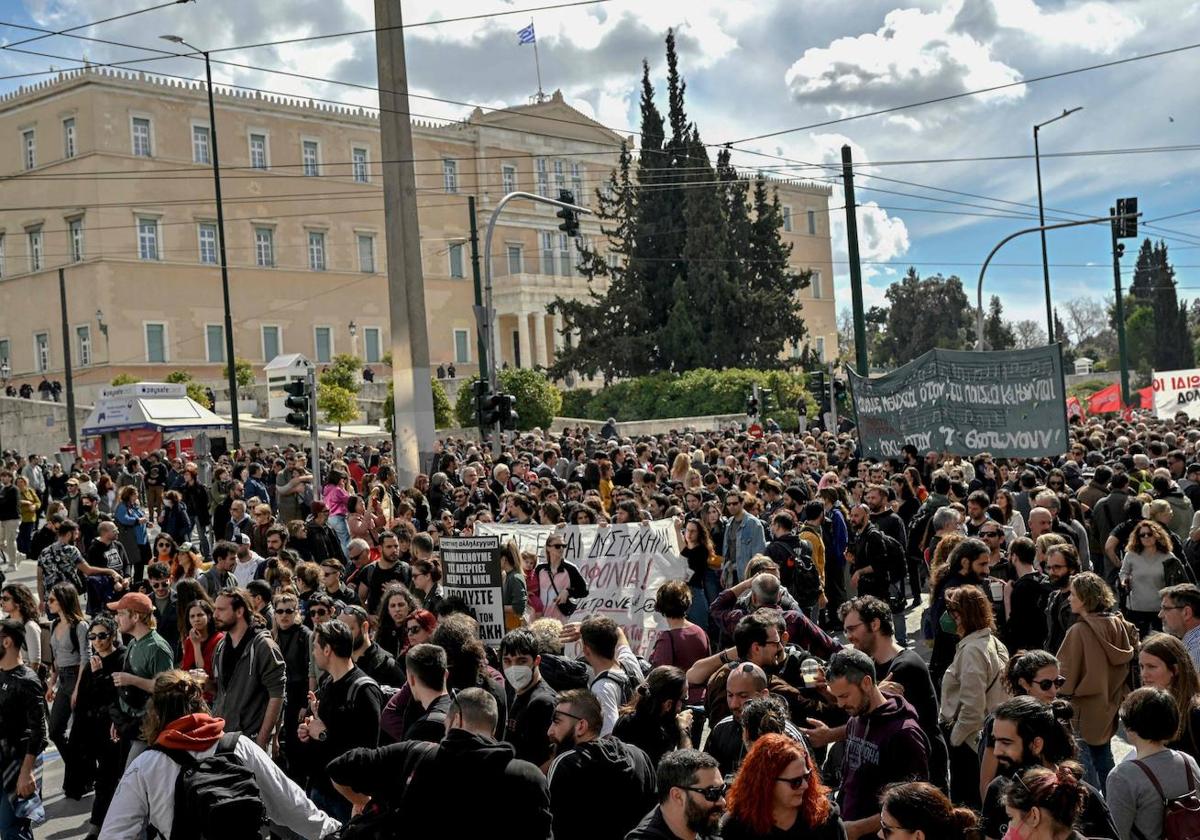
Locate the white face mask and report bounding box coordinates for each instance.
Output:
[504,665,534,692]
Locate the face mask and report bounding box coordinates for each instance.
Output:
[504,665,534,692]
[164,500,173,508]
[939,610,958,634]
[1002,815,1031,840]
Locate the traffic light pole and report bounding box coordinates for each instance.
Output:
[1111,207,1131,408]
[482,191,588,455]
[828,362,838,432]
[307,363,320,489]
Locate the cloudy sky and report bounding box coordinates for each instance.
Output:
[2,0,1198,336]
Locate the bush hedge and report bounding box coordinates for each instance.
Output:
[454,368,562,431]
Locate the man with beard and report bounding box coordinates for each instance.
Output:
[845,504,890,604]
[702,662,806,777]
[1045,544,1082,653]
[340,604,404,688]
[982,697,1118,840]
[546,689,656,840]
[356,530,411,612]
[626,750,726,840]
[210,587,286,751]
[826,648,929,840]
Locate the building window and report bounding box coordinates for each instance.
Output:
[791,340,803,360]
[448,243,464,278]
[810,270,822,299]
[553,159,565,194]
[136,217,158,261]
[363,327,381,364]
[453,329,470,365]
[607,250,622,271]
[254,227,274,267]
[21,129,34,170]
[507,245,522,275]
[352,147,369,183]
[62,118,75,159]
[132,117,152,157]
[76,325,91,367]
[249,133,267,169]
[192,125,210,164]
[815,337,826,362]
[68,218,84,262]
[807,209,817,235]
[0,339,8,368]
[571,163,583,202]
[261,325,280,361]
[314,326,332,363]
[501,164,516,194]
[535,158,548,197]
[27,227,43,271]
[357,234,375,273]
[541,232,554,275]
[308,231,326,271]
[558,234,571,277]
[442,159,458,193]
[205,324,225,363]
[34,332,49,372]
[144,323,166,363]
[782,206,793,232]
[0,234,6,277]
[302,140,319,177]
[198,223,218,264]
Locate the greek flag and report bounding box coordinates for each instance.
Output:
[517,23,536,45]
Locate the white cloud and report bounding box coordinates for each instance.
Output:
[991,0,1142,53]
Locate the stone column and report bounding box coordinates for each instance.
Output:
[516,311,532,369]
[536,312,552,369]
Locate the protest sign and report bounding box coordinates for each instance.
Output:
[439,536,504,646]
[846,345,1068,459]
[475,520,685,657]
[1152,368,1200,419]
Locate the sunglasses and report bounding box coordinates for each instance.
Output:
[1032,676,1068,691]
[981,530,1002,538]
[310,609,330,617]
[86,632,110,641]
[406,625,424,636]
[276,608,296,616]
[150,581,171,590]
[546,543,564,550]
[1139,531,1155,538]
[681,784,728,803]
[776,770,812,789]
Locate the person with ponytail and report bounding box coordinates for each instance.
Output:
[879,781,981,840]
[1002,763,1090,840]
[100,670,341,840]
[612,665,692,765]
[721,733,844,840]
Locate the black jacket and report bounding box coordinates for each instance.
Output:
[355,642,404,690]
[548,736,656,840]
[504,678,557,766]
[328,729,551,838]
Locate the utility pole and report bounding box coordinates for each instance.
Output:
[57,267,77,453]
[1111,206,1131,407]
[841,145,868,376]
[828,361,838,432]
[467,196,489,380]
[374,0,436,485]
[1033,107,1083,344]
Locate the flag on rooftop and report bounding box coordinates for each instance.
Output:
[517,23,536,45]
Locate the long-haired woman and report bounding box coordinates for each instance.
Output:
[995,489,1027,539]
[612,666,692,765]
[46,582,89,797]
[376,583,418,658]
[1,582,41,672]
[114,484,150,580]
[676,515,718,630]
[179,597,222,703]
[880,781,981,839]
[1137,632,1200,762]
[69,614,124,836]
[1120,519,1174,635]
[721,733,843,840]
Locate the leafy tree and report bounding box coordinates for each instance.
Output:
[454,369,562,431]
[318,383,359,437]
[1126,239,1192,370]
[1013,320,1043,349]
[165,370,212,409]
[224,357,255,396]
[110,373,138,386]
[982,295,1015,350]
[1054,308,1075,366]
[319,354,361,394]
[875,268,971,365]
[384,379,451,433]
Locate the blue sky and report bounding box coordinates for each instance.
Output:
[1,0,1197,340]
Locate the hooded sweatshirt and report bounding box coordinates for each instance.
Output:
[840,694,930,822]
[1058,610,1138,745]
[156,712,225,751]
[548,735,657,840]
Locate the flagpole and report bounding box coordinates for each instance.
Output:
[530,18,545,101]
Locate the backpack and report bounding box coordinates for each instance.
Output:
[878,532,907,587]
[1131,757,1200,840]
[788,540,824,606]
[1165,553,1197,587]
[152,731,266,840]
[591,669,634,706]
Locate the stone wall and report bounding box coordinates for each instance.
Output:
[0,395,92,456]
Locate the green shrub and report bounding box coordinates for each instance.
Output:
[454,369,561,431]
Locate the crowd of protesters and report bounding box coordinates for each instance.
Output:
[3,410,1200,839]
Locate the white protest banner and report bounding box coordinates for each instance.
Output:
[475,520,685,657]
[1152,368,1200,419]
[439,536,504,647]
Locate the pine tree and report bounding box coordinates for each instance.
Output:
[983,295,1016,350]
[1128,238,1190,369]
[742,175,810,367]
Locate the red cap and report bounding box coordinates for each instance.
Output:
[107,591,153,613]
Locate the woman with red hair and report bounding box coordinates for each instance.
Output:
[721,733,844,839]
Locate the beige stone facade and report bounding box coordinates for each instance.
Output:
[0,69,836,403]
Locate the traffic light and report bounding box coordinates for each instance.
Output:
[497,394,519,430]
[1116,196,1138,239]
[746,393,759,417]
[473,379,492,428]
[833,379,847,401]
[1116,242,1125,259]
[283,380,310,429]
[556,189,580,238]
[759,388,773,417]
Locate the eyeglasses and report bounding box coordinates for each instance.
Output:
[310,609,330,618]
[349,552,365,562]
[546,543,564,550]
[680,784,728,803]
[276,608,296,615]
[406,625,424,636]
[86,632,110,641]
[776,769,812,789]
[1032,676,1068,691]
[150,581,170,590]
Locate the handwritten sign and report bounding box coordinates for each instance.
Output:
[439,536,504,646]
[474,521,685,657]
[847,345,1068,458]
[1152,368,1200,419]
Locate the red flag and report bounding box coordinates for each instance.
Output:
[1138,386,1154,410]
[1066,395,1084,421]
[1087,383,1122,414]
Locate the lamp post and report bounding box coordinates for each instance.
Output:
[95,308,109,360]
[161,34,239,449]
[1033,106,1083,343]
[0,360,9,457]
[349,319,358,358]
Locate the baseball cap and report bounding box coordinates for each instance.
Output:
[106,592,153,613]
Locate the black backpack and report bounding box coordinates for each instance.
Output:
[152,731,266,840]
[783,534,823,605]
[879,532,908,588]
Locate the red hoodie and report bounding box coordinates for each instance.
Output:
[156,713,226,752]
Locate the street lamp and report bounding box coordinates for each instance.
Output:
[95,308,109,356]
[0,359,10,457]
[1034,106,1083,343]
[160,33,240,449]
[348,320,358,359]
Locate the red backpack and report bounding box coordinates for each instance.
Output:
[1132,757,1200,840]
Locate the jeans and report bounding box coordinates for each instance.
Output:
[48,667,79,791]
[0,519,17,566]
[327,514,350,554]
[1077,738,1115,794]
[309,785,350,824]
[0,791,33,840]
